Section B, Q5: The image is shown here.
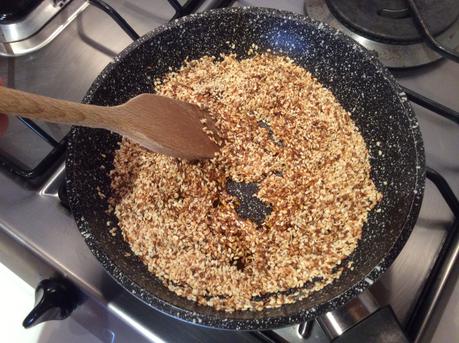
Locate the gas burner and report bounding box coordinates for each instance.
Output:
[0,0,88,57]
[304,0,459,68]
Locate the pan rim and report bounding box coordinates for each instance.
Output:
[66,6,425,330]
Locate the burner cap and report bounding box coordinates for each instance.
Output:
[326,0,459,44]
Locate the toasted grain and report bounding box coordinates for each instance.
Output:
[109,53,381,311]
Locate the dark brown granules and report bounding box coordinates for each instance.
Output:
[109,52,381,312]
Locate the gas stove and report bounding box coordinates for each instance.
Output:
[0,1,458,342]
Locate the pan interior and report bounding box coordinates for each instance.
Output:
[66,8,424,328]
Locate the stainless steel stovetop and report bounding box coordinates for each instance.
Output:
[0,1,458,342]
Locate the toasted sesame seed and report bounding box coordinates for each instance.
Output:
[108,53,381,312]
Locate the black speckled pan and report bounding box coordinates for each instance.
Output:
[66,7,425,330]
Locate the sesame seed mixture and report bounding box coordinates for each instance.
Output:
[108,53,381,312]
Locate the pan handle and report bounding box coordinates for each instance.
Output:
[330,306,409,343]
[317,291,409,342]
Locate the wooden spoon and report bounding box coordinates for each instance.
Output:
[0,86,220,160]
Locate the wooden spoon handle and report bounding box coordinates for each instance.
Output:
[0,86,117,129]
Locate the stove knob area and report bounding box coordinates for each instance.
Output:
[22,278,80,328]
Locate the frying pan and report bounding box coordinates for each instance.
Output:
[66,7,425,330]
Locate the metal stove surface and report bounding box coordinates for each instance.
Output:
[0,1,458,342]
